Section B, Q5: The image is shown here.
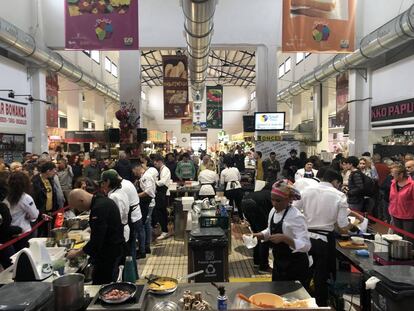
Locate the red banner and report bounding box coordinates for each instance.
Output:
[162,55,190,119]
[46,72,59,128]
[282,0,356,53]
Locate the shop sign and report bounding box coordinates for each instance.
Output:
[256,135,282,142]
[163,55,190,119]
[65,0,139,50]
[282,0,356,53]
[147,130,166,143]
[181,119,194,134]
[231,133,245,141]
[206,86,223,129]
[371,99,414,123]
[65,130,108,142]
[336,72,349,134]
[393,128,414,136]
[0,98,27,127]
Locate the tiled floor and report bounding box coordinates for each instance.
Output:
[137,223,272,282]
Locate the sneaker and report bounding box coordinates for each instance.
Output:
[156,232,169,241]
[253,264,260,268]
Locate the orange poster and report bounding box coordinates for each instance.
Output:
[282,0,356,53]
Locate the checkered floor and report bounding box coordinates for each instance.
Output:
[137,223,272,281]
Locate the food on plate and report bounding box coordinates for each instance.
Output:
[291,0,336,12]
[283,299,313,308]
[249,293,284,308]
[103,289,130,301]
[350,236,365,245]
[148,280,176,291]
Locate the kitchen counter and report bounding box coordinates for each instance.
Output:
[141,281,320,311]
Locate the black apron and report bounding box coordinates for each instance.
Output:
[308,229,336,280]
[270,207,309,285]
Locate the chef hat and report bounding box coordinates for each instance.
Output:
[271,179,301,201]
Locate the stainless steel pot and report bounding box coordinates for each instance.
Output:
[388,240,413,260]
[53,273,85,311]
[51,227,68,241]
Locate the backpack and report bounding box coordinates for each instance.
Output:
[355,171,377,197]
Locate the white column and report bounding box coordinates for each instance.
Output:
[66,82,83,131]
[31,69,48,154]
[256,45,278,112]
[92,93,106,130]
[348,69,372,156]
[119,51,141,120]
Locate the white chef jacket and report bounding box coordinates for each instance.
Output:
[294,177,319,194]
[156,165,171,195]
[260,206,311,253]
[108,188,130,242]
[293,182,350,242]
[9,193,39,233]
[198,169,219,196]
[147,167,159,182]
[121,179,142,223]
[294,168,318,182]
[220,167,241,191]
[140,169,157,198]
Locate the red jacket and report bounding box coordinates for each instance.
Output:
[389,178,414,219]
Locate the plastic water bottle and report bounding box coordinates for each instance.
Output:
[123,256,137,283]
[374,233,382,253]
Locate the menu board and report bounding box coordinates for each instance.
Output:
[0,133,26,164]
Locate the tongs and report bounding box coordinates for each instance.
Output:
[145,276,161,287]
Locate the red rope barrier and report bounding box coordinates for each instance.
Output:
[351,209,414,240]
[0,206,71,251]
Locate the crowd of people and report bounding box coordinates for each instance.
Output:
[0,146,413,302]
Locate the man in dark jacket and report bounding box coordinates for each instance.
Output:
[344,156,365,211]
[83,157,101,182]
[242,183,273,273]
[115,152,133,182]
[32,162,58,236]
[263,152,280,185]
[283,149,301,182]
[67,189,125,285]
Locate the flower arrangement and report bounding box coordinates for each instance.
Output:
[115,102,140,143]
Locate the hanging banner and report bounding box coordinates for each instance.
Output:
[181,119,194,134]
[336,72,349,134]
[282,0,356,53]
[0,98,28,128]
[65,0,139,50]
[206,86,223,129]
[162,55,190,119]
[46,72,59,128]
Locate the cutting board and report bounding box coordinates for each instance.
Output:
[338,241,368,249]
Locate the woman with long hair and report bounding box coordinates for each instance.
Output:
[7,171,39,250]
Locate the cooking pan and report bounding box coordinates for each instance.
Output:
[147,270,204,295]
[98,266,137,304]
[366,238,413,260]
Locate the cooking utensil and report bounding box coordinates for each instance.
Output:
[53,273,85,310]
[152,301,179,311]
[98,266,137,304]
[51,227,68,241]
[145,276,161,287]
[367,238,413,260]
[65,217,89,230]
[147,270,204,295]
[237,293,263,308]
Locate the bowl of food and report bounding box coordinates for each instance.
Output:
[351,236,365,245]
[249,293,284,308]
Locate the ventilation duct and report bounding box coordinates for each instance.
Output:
[277,4,414,102]
[182,0,217,100]
[0,17,119,102]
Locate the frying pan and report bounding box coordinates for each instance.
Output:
[98,266,137,304]
[147,270,204,295]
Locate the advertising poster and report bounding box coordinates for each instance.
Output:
[206,86,223,129]
[193,122,208,132]
[181,119,194,134]
[282,0,355,53]
[336,72,349,134]
[65,0,139,50]
[46,71,59,128]
[163,55,190,119]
